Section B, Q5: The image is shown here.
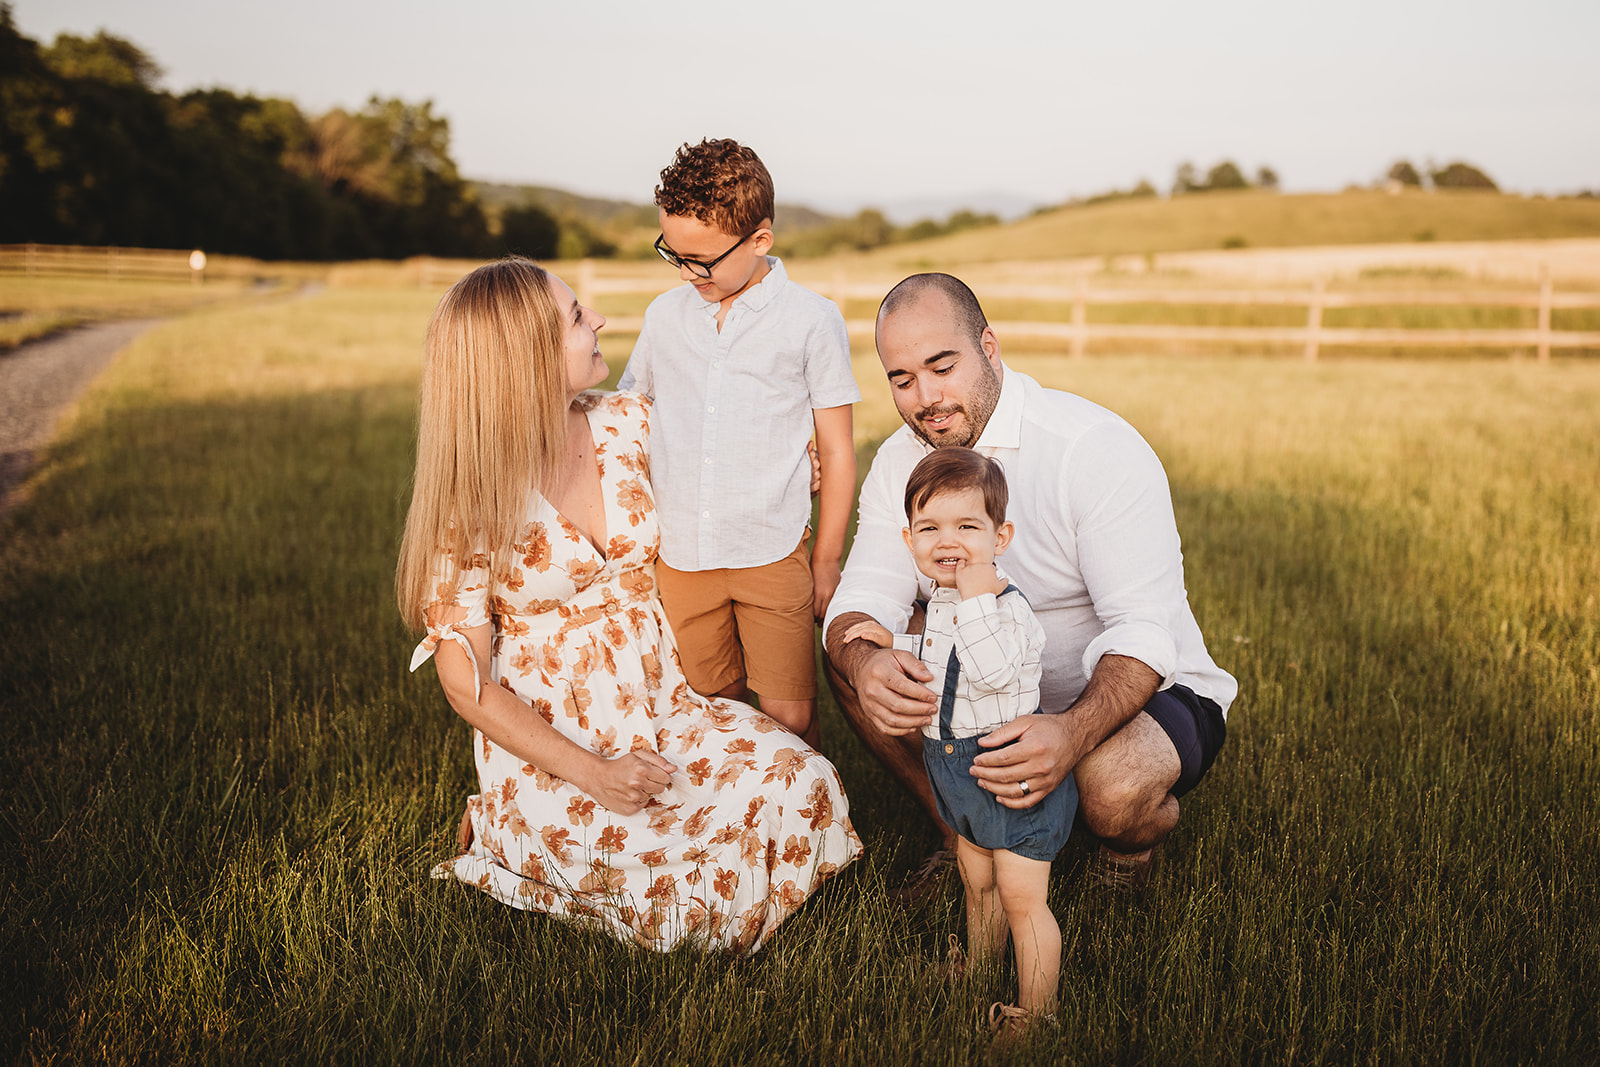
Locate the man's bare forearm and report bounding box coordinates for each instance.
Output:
[825,611,880,684]
[1057,653,1161,767]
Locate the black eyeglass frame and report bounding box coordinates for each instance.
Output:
[653,230,760,279]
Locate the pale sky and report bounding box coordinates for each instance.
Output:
[13,0,1598,217]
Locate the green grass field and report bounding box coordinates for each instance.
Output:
[2,286,1597,1063]
[860,189,1600,265]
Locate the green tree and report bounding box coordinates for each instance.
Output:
[1388,160,1423,187]
[1205,160,1249,190]
[1172,161,1200,195]
[1256,165,1280,191]
[1430,161,1498,191]
[498,204,560,259]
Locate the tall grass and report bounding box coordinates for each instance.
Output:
[1,290,1596,1063]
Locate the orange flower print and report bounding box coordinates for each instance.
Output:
[518,853,546,882]
[539,826,572,864]
[749,715,782,734]
[647,804,681,835]
[742,796,766,829]
[590,725,619,759]
[739,827,765,868]
[616,477,650,527]
[676,722,707,753]
[521,523,552,571]
[799,778,835,831]
[782,835,812,867]
[531,766,566,792]
[495,565,525,593]
[620,569,654,604]
[683,806,716,839]
[480,730,492,761]
[629,734,653,754]
[531,698,554,725]
[645,874,678,904]
[725,737,757,756]
[776,880,807,912]
[501,778,520,807]
[641,651,663,690]
[762,748,810,788]
[614,683,646,719]
[606,533,636,560]
[596,825,628,853]
[563,682,592,730]
[709,823,742,846]
[683,844,712,866]
[579,860,625,895]
[504,810,531,839]
[540,643,564,678]
[714,868,739,901]
[686,758,713,786]
[603,617,626,650]
[499,614,530,640]
[567,796,596,827]
[567,556,602,587]
[638,847,669,867]
[713,756,756,791]
[509,644,539,677]
[556,515,584,544]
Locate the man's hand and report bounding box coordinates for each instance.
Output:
[852,647,938,735]
[970,713,1089,809]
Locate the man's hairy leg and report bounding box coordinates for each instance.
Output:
[822,653,952,843]
[1073,711,1182,854]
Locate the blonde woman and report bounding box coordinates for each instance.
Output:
[399,258,860,951]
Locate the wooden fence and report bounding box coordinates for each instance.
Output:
[565,262,1600,363]
[0,243,212,282]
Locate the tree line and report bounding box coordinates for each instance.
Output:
[0,8,563,260]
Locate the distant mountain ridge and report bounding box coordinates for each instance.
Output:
[469,181,843,235]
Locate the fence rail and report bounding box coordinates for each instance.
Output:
[0,243,211,282]
[564,263,1600,363]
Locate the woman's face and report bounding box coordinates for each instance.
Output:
[548,276,608,399]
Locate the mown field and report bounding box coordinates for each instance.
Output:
[1,279,1597,1064]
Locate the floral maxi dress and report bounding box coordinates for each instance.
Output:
[410,392,861,952]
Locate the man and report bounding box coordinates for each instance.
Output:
[823,273,1236,889]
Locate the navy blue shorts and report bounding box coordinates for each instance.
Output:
[923,722,1078,862]
[1144,684,1227,798]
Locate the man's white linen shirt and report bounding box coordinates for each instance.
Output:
[915,579,1047,739]
[619,256,860,570]
[826,366,1237,717]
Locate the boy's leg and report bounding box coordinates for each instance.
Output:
[955,836,1007,964]
[728,537,820,745]
[993,849,1059,1018]
[654,560,747,697]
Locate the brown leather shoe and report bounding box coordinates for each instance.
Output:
[1089,843,1157,892]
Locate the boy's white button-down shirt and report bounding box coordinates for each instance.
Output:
[826,366,1237,717]
[914,579,1047,739]
[619,256,860,571]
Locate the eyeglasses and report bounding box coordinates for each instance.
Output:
[654,230,756,279]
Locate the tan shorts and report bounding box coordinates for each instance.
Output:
[655,534,817,701]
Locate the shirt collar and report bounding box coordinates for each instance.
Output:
[971,362,1025,452]
[696,255,788,316]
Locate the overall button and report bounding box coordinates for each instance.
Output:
[944,743,955,754]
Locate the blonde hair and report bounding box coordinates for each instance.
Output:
[396,257,570,630]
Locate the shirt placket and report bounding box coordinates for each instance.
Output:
[696,310,737,565]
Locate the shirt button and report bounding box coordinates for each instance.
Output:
[707,405,715,413]
[702,510,711,518]
[944,743,954,754]
[704,456,711,464]
[926,638,934,647]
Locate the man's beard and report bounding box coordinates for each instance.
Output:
[908,361,1001,449]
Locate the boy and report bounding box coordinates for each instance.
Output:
[843,448,1071,1036]
[619,139,859,747]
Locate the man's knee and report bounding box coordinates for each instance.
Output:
[1078,775,1175,840]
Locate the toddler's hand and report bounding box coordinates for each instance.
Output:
[841,620,895,649]
[954,559,1005,600]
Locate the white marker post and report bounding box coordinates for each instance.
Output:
[189,249,208,286]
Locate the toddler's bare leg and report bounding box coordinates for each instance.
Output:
[757,696,819,749]
[956,837,1007,964]
[994,849,1059,1018]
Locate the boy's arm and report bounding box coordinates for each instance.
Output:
[810,403,855,621]
[953,594,1036,694]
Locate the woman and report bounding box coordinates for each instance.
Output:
[398,258,860,951]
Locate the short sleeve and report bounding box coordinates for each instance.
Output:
[803,303,861,410]
[407,540,493,696]
[617,303,658,397]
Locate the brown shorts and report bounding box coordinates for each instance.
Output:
[655,535,817,701]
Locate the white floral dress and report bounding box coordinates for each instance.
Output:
[410,391,861,952]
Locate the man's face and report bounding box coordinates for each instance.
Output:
[876,294,1003,449]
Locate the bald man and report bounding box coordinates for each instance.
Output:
[824,273,1236,890]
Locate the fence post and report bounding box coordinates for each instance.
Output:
[1070,279,1087,358]
[108,246,117,281]
[1304,279,1325,363]
[578,258,595,309]
[1536,265,1552,364]
[26,243,37,275]
[832,266,848,314]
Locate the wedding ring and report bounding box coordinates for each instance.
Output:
[1020,781,1031,796]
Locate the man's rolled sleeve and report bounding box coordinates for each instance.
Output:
[824,445,919,636]
[1068,420,1187,690]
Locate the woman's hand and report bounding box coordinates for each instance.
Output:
[588,750,678,815]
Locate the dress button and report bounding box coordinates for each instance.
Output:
[925,638,933,647]
[944,743,954,754]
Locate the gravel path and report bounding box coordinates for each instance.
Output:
[0,319,160,519]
